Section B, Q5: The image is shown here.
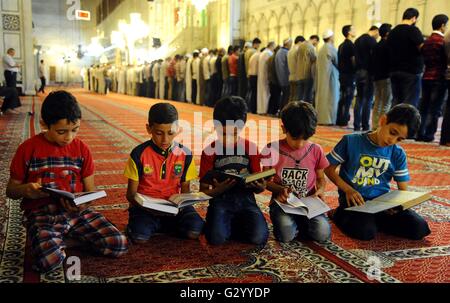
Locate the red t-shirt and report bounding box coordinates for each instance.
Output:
[9,133,95,210]
[228,54,239,76]
[200,138,261,179]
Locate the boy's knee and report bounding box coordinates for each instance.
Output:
[274,225,297,243]
[308,218,331,242]
[249,229,269,246]
[185,230,201,240]
[406,220,431,240]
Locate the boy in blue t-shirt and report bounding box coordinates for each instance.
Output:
[325,104,431,240]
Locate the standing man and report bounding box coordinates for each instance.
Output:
[297,35,319,103]
[275,38,292,109]
[371,23,393,130]
[38,59,46,93]
[387,8,424,107]
[3,48,20,89]
[336,25,357,127]
[315,30,340,125]
[288,36,305,102]
[417,14,449,142]
[353,25,379,131]
[257,42,276,114]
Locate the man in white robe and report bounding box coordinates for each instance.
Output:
[315,30,340,125]
[257,42,276,114]
[185,53,193,103]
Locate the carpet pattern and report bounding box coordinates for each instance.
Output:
[0,90,448,283]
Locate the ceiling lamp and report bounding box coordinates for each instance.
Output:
[191,0,209,11]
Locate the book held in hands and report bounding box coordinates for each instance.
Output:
[40,187,107,206]
[345,190,431,214]
[200,168,276,186]
[134,192,212,215]
[276,193,331,219]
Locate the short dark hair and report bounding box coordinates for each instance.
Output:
[386,103,421,137]
[432,14,449,30]
[40,59,44,63]
[402,8,419,20]
[148,103,178,126]
[281,101,317,140]
[294,35,305,44]
[309,35,320,42]
[41,91,81,126]
[379,23,392,38]
[252,38,262,45]
[342,25,353,37]
[213,96,247,126]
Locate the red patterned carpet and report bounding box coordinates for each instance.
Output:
[0,89,449,283]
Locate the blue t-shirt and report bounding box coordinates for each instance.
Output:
[326,133,410,204]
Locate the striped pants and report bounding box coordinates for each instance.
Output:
[24,204,128,273]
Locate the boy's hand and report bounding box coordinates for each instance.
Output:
[24,181,49,199]
[212,178,236,194]
[246,179,266,193]
[275,187,290,204]
[312,188,325,201]
[59,198,79,214]
[345,188,365,207]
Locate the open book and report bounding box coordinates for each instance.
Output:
[346,190,431,214]
[41,187,107,206]
[276,193,331,219]
[134,192,212,215]
[200,168,276,186]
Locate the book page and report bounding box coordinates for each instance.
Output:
[346,200,402,214]
[374,190,429,203]
[276,200,308,216]
[286,193,307,208]
[42,187,75,200]
[300,197,331,219]
[169,192,211,206]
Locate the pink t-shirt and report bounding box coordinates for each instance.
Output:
[261,139,329,198]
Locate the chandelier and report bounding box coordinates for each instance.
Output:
[191,0,209,11]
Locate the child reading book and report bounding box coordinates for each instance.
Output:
[200,96,269,246]
[124,103,204,243]
[261,101,331,242]
[6,91,128,273]
[325,104,431,240]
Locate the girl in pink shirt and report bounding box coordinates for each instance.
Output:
[261,101,331,242]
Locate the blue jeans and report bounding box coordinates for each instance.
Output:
[390,71,422,107]
[417,79,447,142]
[354,69,374,131]
[297,78,314,103]
[127,205,204,241]
[269,202,331,242]
[336,73,356,126]
[205,192,269,246]
[372,79,392,129]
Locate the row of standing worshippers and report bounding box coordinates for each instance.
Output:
[82,37,322,117]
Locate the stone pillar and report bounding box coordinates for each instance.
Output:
[21,0,34,95]
[0,0,35,95]
[229,0,241,45]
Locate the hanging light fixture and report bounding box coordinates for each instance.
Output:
[191,0,209,11]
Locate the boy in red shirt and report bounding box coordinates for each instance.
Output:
[6,91,128,273]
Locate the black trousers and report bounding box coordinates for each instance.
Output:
[333,206,430,241]
[39,77,46,93]
[440,80,450,145]
[0,86,21,112]
[4,70,17,88]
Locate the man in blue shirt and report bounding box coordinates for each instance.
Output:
[325,104,430,240]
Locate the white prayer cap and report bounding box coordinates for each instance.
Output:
[283,38,292,45]
[201,48,209,54]
[193,49,200,54]
[322,29,334,39]
[244,41,252,48]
